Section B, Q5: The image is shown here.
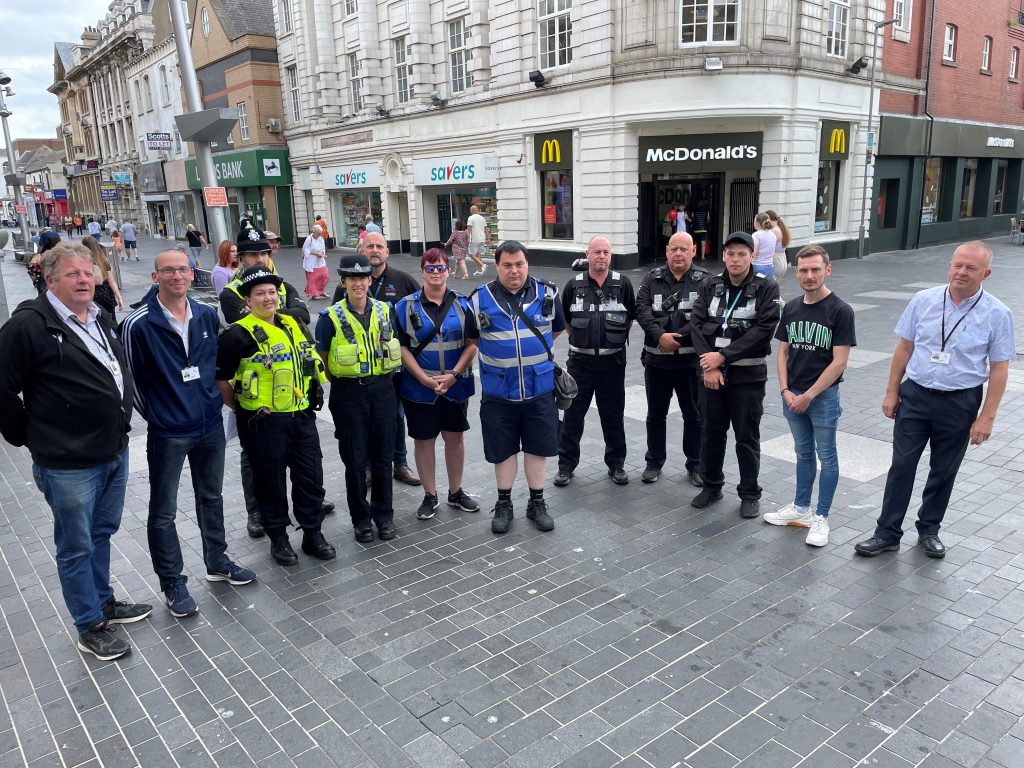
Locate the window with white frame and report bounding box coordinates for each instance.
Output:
[943,24,957,62]
[201,7,209,36]
[449,18,473,93]
[180,0,189,24]
[348,53,363,111]
[159,65,171,104]
[174,127,182,153]
[237,101,249,140]
[679,0,739,47]
[1011,46,1019,79]
[345,0,358,14]
[280,0,292,33]
[982,36,992,71]
[226,127,234,145]
[395,37,412,103]
[539,0,572,68]
[826,1,850,58]
[286,65,301,121]
[894,0,907,28]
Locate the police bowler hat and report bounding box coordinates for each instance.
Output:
[338,253,372,278]
[238,265,283,296]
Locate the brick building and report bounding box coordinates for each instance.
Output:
[873,0,1024,251]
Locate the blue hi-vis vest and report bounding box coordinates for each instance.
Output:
[470,278,556,401]
[396,290,476,404]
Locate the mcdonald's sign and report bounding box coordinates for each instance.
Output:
[820,120,851,159]
[534,130,573,170]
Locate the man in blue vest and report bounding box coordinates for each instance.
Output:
[470,241,566,535]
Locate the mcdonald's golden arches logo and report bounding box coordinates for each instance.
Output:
[534,130,573,169]
[541,139,561,164]
[829,128,846,155]
[820,120,851,159]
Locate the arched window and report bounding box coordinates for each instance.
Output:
[142,74,153,111]
[133,80,143,114]
[159,65,171,104]
[201,7,210,37]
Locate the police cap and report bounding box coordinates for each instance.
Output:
[338,253,372,278]
[238,265,283,296]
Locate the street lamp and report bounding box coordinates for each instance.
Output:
[856,18,900,260]
[0,70,33,255]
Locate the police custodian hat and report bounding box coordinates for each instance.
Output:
[237,223,272,255]
[237,266,283,296]
[338,253,372,278]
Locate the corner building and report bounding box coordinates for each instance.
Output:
[278,0,889,265]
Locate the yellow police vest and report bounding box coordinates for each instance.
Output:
[232,313,326,412]
[326,299,402,378]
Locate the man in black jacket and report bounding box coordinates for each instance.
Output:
[0,242,152,661]
[690,232,781,518]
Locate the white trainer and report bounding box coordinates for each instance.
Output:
[805,515,830,547]
[763,503,814,527]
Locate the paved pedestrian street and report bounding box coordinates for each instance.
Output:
[1,235,1023,768]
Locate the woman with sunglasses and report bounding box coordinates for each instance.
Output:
[394,248,480,521]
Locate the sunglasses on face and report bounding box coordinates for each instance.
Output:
[423,264,448,274]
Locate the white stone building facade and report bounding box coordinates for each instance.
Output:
[276,0,886,264]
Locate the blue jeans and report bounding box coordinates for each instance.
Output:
[147,426,228,590]
[755,262,775,279]
[33,451,129,633]
[783,386,841,517]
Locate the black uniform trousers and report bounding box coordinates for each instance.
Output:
[875,379,982,542]
[644,359,702,472]
[558,352,627,473]
[330,375,397,531]
[235,410,326,532]
[700,379,765,499]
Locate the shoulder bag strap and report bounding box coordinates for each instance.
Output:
[411,292,458,359]
[504,294,555,364]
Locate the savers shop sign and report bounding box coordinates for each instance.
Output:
[413,154,500,186]
[639,133,763,174]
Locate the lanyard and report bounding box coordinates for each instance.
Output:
[940,288,983,352]
[721,285,745,327]
[370,274,385,299]
[69,316,115,361]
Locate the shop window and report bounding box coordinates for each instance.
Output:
[348,53,362,111]
[541,170,573,240]
[680,0,739,47]
[825,1,850,58]
[943,24,957,62]
[960,159,978,218]
[921,157,952,223]
[539,0,573,68]
[876,178,900,230]
[395,37,412,104]
[814,157,841,233]
[982,36,992,72]
[280,0,293,34]
[994,160,1009,214]
[449,18,473,94]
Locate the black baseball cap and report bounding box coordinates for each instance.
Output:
[723,231,755,251]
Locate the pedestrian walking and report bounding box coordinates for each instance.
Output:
[121,219,138,261]
[81,235,124,321]
[467,205,491,276]
[185,224,207,269]
[444,220,471,279]
[302,225,329,299]
[752,212,778,279]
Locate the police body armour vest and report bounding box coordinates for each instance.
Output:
[324,298,402,378]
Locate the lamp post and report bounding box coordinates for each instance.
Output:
[0,71,33,254]
[857,17,900,260]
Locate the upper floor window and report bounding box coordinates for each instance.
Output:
[892,0,912,41]
[943,24,957,62]
[449,18,473,94]
[539,0,572,68]
[142,75,154,111]
[894,0,906,28]
[395,37,413,103]
[982,36,992,72]
[680,0,739,47]
[1011,46,1019,79]
[180,1,190,24]
[345,0,358,14]
[237,102,249,140]
[174,127,182,154]
[286,65,301,121]
[159,65,171,104]
[281,1,293,34]
[348,53,363,111]
[826,1,850,58]
[201,7,209,37]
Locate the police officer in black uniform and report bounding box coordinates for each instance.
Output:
[636,231,708,486]
[690,231,781,518]
[554,236,635,486]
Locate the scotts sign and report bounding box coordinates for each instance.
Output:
[820,121,851,160]
[322,162,381,190]
[534,130,573,171]
[185,150,292,189]
[638,132,763,173]
[413,153,500,186]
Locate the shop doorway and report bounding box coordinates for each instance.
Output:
[149,203,168,238]
[435,191,477,244]
[644,176,722,262]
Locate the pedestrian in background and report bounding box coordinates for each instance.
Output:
[213,240,239,295]
[467,205,490,276]
[302,224,329,300]
[82,235,124,320]
[185,224,207,270]
[766,210,791,278]
[752,212,778,279]
[444,220,470,279]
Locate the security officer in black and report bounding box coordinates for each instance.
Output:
[636,231,708,486]
[690,231,781,518]
[554,236,636,486]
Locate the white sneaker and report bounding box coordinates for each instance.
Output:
[805,515,830,547]
[480,263,488,274]
[472,270,482,276]
[763,503,814,527]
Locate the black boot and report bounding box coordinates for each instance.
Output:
[267,528,298,566]
[246,509,265,538]
[301,528,337,560]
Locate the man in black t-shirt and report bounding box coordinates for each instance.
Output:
[766,245,856,547]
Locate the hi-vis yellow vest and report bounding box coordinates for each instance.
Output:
[232,313,325,412]
[326,299,402,378]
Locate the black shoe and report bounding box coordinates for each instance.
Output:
[491,499,513,534]
[268,531,299,566]
[246,510,265,538]
[354,526,375,544]
[447,488,480,513]
[687,471,704,488]
[377,521,397,541]
[739,499,760,519]
[854,536,901,557]
[526,498,555,532]
[553,470,572,487]
[102,597,152,625]
[608,468,629,485]
[691,488,723,508]
[301,529,337,560]
[321,501,336,515]
[417,493,438,520]
[641,466,661,483]
[919,534,946,558]
[77,621,131,661]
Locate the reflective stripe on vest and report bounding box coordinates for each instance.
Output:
[232,313,317,412]
[399,291,475,403]
[326,299,402,378]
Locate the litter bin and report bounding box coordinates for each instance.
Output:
[325,237,336,250]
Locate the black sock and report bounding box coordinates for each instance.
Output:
[529,488,544,501]
[497,488,512,502]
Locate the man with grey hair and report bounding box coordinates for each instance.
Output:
[365,214,382,235]
[0,242,151,661]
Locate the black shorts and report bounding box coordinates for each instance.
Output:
[403,397,470,440]
[480,393,559,464]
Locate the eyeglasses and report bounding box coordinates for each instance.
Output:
[423,264,448,274]
[157,266,193,276]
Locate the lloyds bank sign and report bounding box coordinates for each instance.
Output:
[639,133,763,174]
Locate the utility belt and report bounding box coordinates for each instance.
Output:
[728,357,768,367]
[569,346,622,357]
[644,344,696,356]
[334,371,396,386]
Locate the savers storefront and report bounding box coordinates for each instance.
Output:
[322,162,383,248]
[413,153,500,249]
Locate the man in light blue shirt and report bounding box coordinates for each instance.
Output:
[856,241,1014,559]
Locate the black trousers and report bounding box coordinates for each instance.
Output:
[644,362,702,472]
[875,379,982,542]
[700,379,765,499]
[330,376,397,530]
[558,354,627,473]
[236,410,326,532]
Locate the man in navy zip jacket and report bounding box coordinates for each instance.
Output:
[122,250,255,620]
